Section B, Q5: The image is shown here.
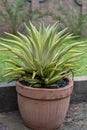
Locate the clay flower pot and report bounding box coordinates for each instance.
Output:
[16,78,73,130]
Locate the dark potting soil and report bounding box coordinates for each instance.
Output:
[19,78,69,89]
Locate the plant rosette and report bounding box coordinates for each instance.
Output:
[0,22,86,130]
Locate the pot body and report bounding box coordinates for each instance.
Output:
[16,79,73,130]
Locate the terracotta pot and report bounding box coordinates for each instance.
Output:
[16,78,73,130]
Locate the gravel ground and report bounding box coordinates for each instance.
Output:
[0,103,87,130]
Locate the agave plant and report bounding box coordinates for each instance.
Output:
[0,22,86,87]
[52,6,87,36]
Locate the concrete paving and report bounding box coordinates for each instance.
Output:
[0,102,87,130]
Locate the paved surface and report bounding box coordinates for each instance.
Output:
[0,103,87,130]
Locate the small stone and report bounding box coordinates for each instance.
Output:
[64,118,73,123]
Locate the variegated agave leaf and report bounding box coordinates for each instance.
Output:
[0,22,86,87]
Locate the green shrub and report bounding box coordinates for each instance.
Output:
[53,7,87,36]
[0,0,43,35]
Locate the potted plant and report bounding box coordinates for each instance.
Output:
[0,22,86,130]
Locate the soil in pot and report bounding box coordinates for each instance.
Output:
[19,78,69,89]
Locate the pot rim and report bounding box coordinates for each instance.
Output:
[16,78,73,100]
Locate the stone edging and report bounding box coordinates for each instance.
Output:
[74,76,87,81]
